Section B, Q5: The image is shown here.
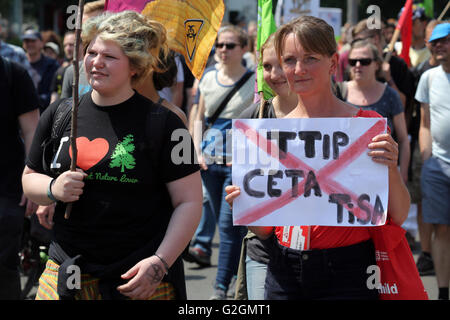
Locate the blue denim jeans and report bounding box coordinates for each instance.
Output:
[245,254,267,300]
[201,164,247,290]
[191,186,216,257]
[421,156,450,225]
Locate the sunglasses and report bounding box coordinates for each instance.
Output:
[348,58,373,66]
[216,42,239,50]
[430,36,450,47]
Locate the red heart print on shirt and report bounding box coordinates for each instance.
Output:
[69,137,109,171]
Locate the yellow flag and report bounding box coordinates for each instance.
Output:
[142,0,225,79]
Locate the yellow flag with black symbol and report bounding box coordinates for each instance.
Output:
[142,0,225,79]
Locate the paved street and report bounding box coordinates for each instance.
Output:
[23,228,438,300]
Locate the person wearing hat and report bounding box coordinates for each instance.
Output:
[395,6,431,68]
[412,20,445,278]
[415,22,450,300]
[22,29,59,112]
[0,24,40,88]
[43,42,60,61]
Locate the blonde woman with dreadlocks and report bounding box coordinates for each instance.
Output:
[22,11,202,300]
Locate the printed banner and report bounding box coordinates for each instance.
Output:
[142,0,224,79]
[232,117,388,226]
[105,0,225,79]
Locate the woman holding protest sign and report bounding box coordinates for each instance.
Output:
[226,16,410,300]
[22,11,202,300]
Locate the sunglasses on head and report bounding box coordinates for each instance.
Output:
[216,42,239,50]
[348,58,373,66]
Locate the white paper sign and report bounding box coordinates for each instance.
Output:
[275,0,320,26]
[232,117,388,227]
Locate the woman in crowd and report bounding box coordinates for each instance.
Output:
[22,11,202,300]
[233,32,297,300]
[193,25,255,299]
[226,15,410,300]
[338,39,410,183]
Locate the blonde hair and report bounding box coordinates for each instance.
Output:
[275,16,336,61]
[84,0,105,15]
[81,10,168,85]
[259,33,276,67]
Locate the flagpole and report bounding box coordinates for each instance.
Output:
[384,28,401,63]
[438,1,450,21]
[65,0,85,219]
[384,0,412,63]
[258,92,265,118]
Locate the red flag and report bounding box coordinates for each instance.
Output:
[397,0,413,66]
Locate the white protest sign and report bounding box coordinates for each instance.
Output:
[275,0,320,26]
[232,117,388,227]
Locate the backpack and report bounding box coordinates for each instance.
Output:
[41,94,169,176]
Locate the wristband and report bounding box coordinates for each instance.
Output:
[154,253,169,275]
[46,178,57,202]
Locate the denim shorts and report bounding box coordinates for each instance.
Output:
[264,237,378,300]
[421,156,450,225]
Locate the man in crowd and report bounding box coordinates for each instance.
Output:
[0,23,40,87]
[395,6,431,68]
[50,31,76,103]
[412,19,444,277]
[415,23,450,300]
[22,29,59,112]
[0,56,40,299]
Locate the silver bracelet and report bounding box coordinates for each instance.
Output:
[46,178,57,202]
[154,253,169,275]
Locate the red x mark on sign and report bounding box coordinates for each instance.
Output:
[233,118,387,225]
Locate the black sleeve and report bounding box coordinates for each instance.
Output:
[390,57,415,98]
[25,99,63,173]
[11,61,39,116]
[160,110,200,183]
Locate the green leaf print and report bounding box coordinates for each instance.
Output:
[109,134,136,173]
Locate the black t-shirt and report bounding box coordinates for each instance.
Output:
[50,64,68,97]
[0,57,39,200]
[26,91,199,264]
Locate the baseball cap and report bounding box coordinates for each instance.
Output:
[428,23,450,43]
[21,29,42,41]
[44,42,60,55]
[398,5,426,21]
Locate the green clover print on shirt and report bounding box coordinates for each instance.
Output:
[109,134,136,172]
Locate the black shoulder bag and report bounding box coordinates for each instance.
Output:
[205,71,253,130]
[41,98,73,176]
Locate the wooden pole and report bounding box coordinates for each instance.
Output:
[258,92,265,119]
[438,1,450,21]
[384,28,401,63]
[65,0,85,219]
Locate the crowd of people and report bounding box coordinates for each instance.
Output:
[0,0,449,301]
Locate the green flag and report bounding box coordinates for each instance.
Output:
[257,0,277,99]
[418,0,434,18]
[422,0,433,18]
